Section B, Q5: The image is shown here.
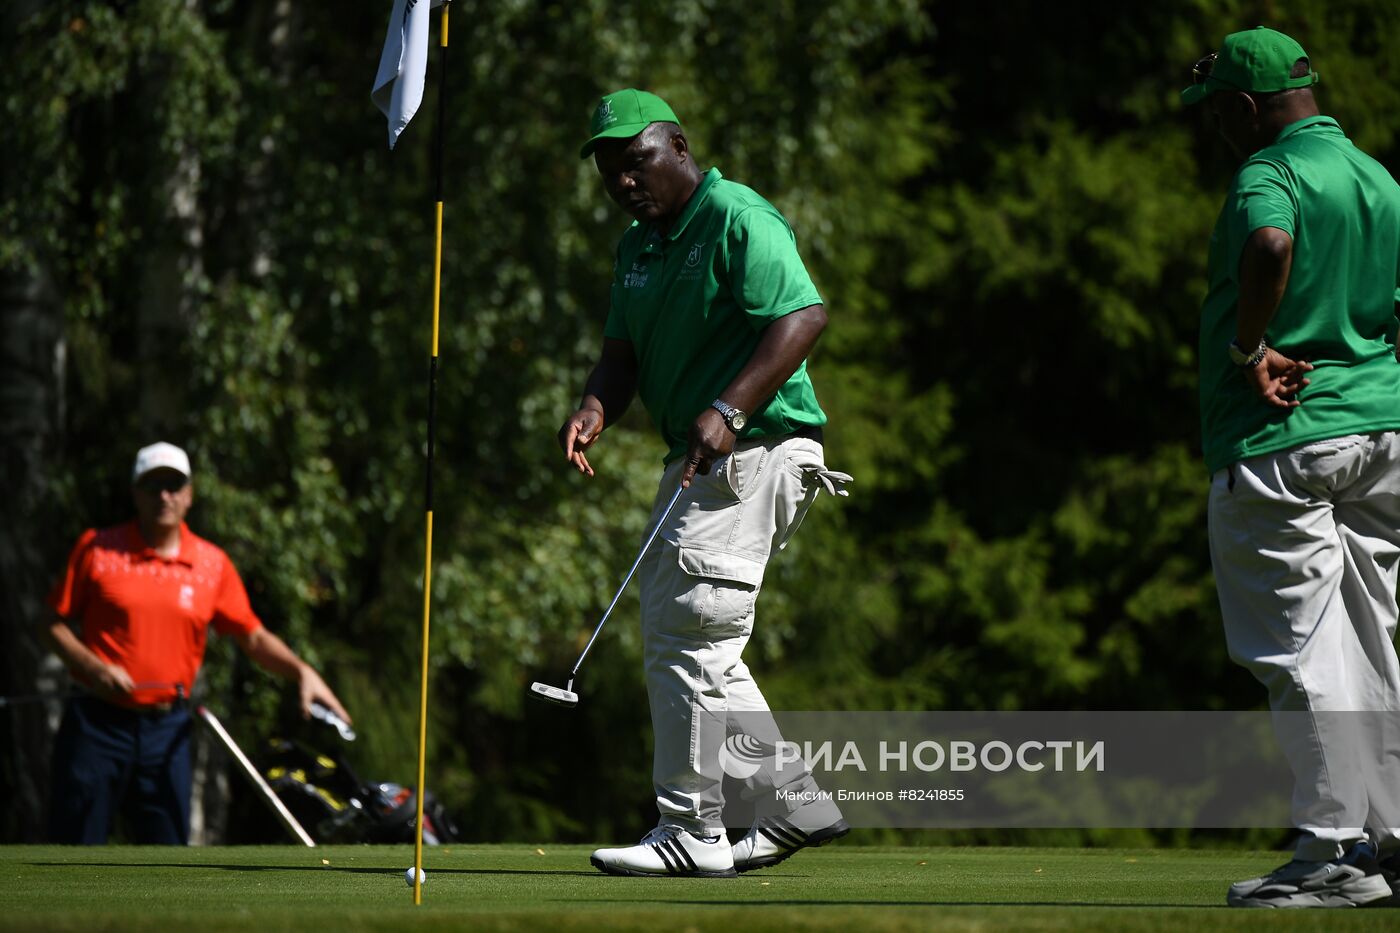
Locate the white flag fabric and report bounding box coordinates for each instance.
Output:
[371,0,446,150]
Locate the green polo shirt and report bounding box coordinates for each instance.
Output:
[604,168,826,463]
[1198,116,1400,473]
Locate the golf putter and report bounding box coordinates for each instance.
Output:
[531,481,686,708]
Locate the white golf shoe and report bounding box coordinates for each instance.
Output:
[731,805,850,873]
[590,825,737,878]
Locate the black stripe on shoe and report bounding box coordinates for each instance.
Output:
[767,812,812,834]
[770,818,810,843]
[758,822,805,851]
[757,826,797,851]
[668,838,698,872]
[738,818,852,874]
[651,843,679,874]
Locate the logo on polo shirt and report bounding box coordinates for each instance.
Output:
[679,241,706,280]
[623,261,650,289]
[179,584,195,610]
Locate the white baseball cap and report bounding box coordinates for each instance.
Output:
[132,442,192,483]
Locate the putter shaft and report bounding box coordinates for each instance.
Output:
[570,482,686,677]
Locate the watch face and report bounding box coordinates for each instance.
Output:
[730,412,748,431]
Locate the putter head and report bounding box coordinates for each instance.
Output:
[529,682,579,707]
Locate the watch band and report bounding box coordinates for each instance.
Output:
[711,399,747,432]
[1228,336,1267,368]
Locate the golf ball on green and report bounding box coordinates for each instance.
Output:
[405,867,426,886]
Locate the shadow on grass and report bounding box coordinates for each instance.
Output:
[576,896,1215,902]
[23,862,595,877]
[574,898,1220,909]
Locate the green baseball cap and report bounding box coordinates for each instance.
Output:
[1182,26,1318,105]
[579,89,681,160]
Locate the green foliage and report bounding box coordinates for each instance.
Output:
[4,0,1397,842]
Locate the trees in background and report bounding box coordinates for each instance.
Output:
[2,0,1395,842]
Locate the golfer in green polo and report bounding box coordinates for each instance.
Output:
[558,89,851,877]
[1185,26,1400,908]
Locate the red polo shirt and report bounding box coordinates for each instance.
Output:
[47,521,263,708]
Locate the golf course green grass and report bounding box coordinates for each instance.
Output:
[0,844,1390,931]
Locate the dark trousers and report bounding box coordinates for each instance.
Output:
[48,696,193,845]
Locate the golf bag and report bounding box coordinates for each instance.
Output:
[257,737,461,845]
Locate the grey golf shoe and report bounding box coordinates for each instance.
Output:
[590,825,737,878]
[1227,841,1391,908]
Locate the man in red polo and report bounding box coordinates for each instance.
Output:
[43,441,351,844]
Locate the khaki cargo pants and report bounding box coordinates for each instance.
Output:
[637,434,846,834]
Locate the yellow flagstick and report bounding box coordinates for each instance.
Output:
[414,0,450,907]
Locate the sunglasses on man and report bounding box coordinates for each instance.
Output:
[136,474,190,494]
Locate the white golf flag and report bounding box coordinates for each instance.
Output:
[371,0,446,149]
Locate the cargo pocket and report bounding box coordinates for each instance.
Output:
[776,440,853,551]
[677,545,764,636]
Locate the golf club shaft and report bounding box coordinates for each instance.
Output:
[196,705,316,847]
[571,481,686,677]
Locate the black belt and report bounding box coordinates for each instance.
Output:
[78,683,188,715]
[77,695,185,717]
[788,425,824,444]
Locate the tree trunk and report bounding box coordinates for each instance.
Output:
[0,261,67,843]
